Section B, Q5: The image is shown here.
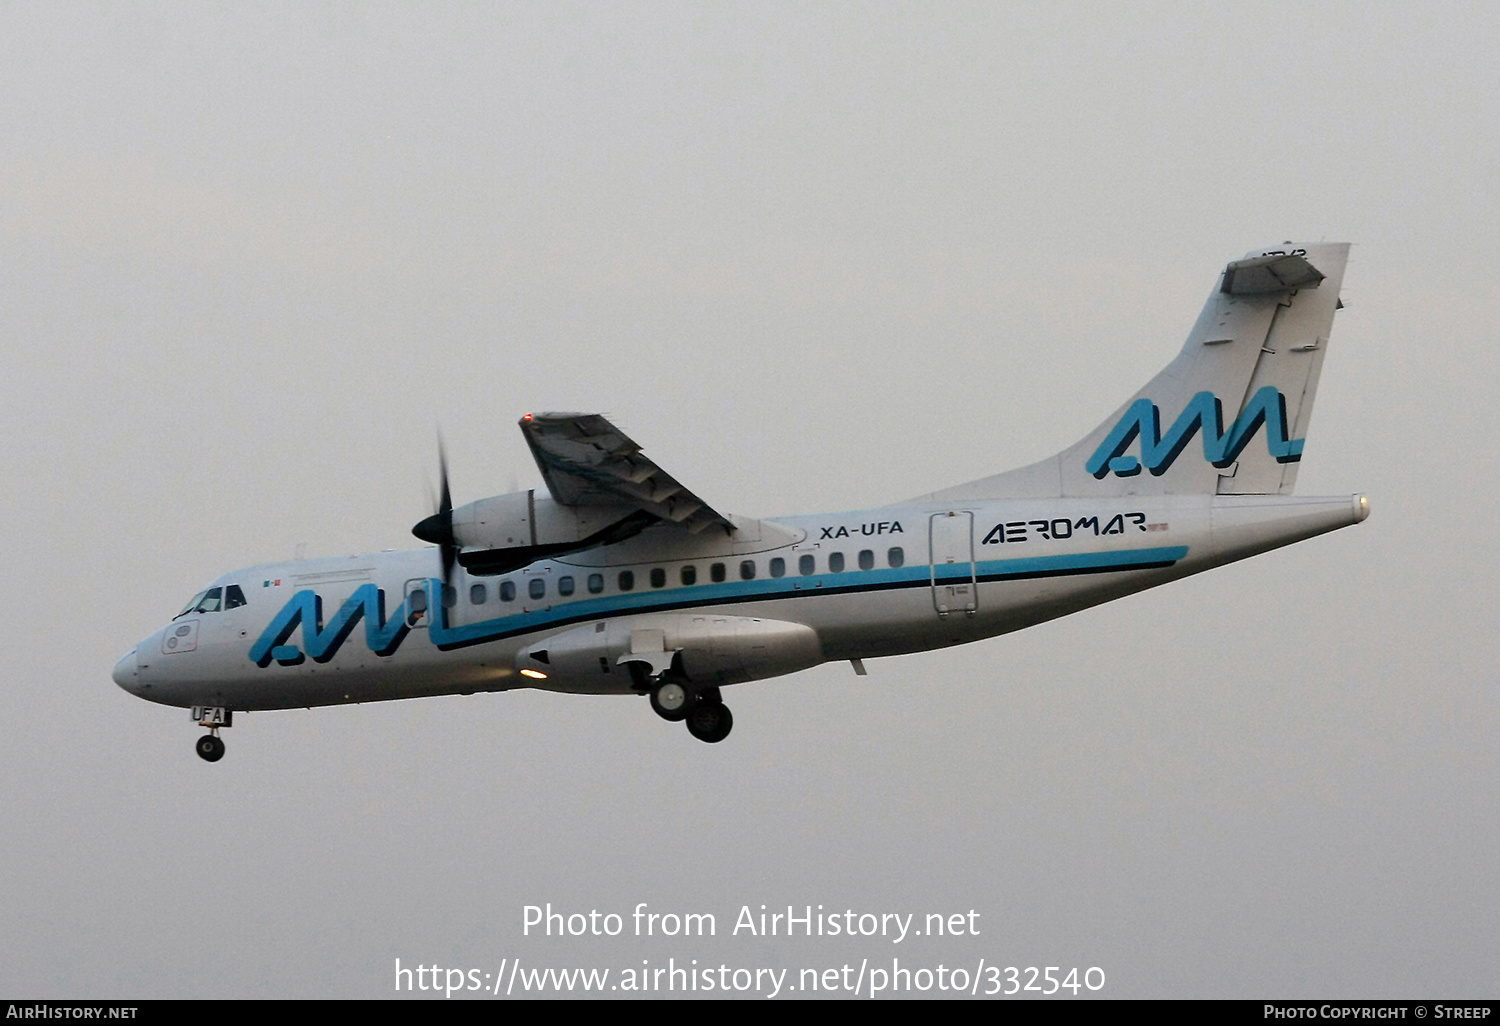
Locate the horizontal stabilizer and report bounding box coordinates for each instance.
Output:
[1221,252,1325,295]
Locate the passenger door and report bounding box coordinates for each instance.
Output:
[929,511,977,615]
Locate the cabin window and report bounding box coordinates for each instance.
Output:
[799,554,816,576]
[858,549,875,571]
[500,580,516,602]
[739,560,756,580]
[224,584,248,609]
[618,570,635,591]
[587,573,604,594]
[442,585,458,608]
[769,557,785,578]
[469,583,488,605]
[710,563,726,583]
[528,578,546,600]
[558,575,575,597]
[888,546,905,568]
[681,565,697,586]
[650,568,667,588]
[829,552,845,573]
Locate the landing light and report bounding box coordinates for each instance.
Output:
[519,668,548,679]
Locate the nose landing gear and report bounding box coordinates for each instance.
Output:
[191,706,231,762]
[195,732,225,762]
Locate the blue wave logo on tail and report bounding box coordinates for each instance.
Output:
[1086,386,1304,479]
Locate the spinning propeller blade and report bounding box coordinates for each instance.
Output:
[412,437,458,591]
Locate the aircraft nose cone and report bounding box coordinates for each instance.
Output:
[112,649,139,691]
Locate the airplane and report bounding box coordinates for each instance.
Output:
[113,242,1367,761]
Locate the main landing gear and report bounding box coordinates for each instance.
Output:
[644,676,734,743]
[684,698,733,744]
[625,661,733,743]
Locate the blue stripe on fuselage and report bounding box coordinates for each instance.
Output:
[423,544,1190,651]
[249,544,1190,663]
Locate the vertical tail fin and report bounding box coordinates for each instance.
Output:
[920,242,1350,501]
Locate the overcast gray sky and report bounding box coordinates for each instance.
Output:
[2,1,1496,999]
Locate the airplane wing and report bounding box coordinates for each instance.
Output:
[519,413,734,534]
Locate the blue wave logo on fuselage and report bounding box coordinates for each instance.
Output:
[249,584,411,667]
[1086,386,1303,479]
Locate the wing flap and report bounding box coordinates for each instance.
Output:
[520,413,733,534]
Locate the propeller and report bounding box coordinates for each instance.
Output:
[412,438,459,590]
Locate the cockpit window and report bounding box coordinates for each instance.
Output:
[175,591,209,619]
[224,585,248,610]
[174,587,224,619]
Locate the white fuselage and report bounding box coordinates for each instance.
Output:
[113,493,1367,714]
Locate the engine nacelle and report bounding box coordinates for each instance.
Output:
[445,491,649,575]
[516,614,823,691]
